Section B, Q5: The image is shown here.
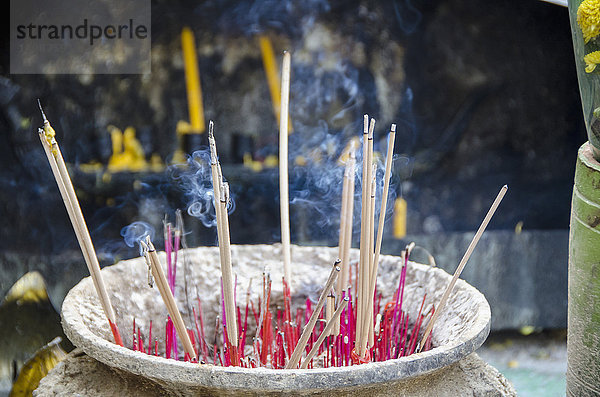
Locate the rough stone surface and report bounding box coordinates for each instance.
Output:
[34,350,516,396]
[60,245,491,395]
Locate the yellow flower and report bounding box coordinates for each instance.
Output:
[584,51,600,72]
[578,0,600,43]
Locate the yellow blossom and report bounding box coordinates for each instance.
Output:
[578,0,600,43]
[584,51,600,73]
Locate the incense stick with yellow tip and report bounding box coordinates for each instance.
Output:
[37,101,123,346]
[279,51,292,286]
[141,237,197,361]
[417,185,508,352]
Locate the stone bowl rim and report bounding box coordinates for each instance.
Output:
[61,244,491,391]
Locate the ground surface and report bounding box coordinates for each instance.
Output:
[478,330,567,396]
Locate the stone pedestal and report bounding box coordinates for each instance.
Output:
[34,350,515,397]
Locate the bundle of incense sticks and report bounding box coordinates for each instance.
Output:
[208,121,239,365]
[37,101,123,346]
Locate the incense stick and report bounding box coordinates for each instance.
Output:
[300,297,349,369]
[366,124,396,349]
[358,117,375,357]
[279,51,292,285]
[417,185,508,351]
[341,146,356,293]
[367,162,377,349]
[219,181,239,358]
[285,259,341,369]
[37,102,123,346]
[142,237,197,361]
[356,115,369,358]
[334,144,356,335]
[208,122,239,363]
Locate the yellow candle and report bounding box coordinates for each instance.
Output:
[393,197,407,239]
[181,27,205,134]
[258,35,293,132]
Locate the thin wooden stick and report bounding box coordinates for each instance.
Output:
[142,237,196,361]
[358,117,375,357]
[335,167,350,300]
[341,147,356,293]
[37,103,123,346]
[325,293,335,336]
[300,297,349,369]
[334,144,356,335]
[417,185,508,352]
[285,259,341,369]
[366,124,397,348]
[208,123,239,361]
[371,124,396,283]
[356,115,369,357]
[279,51,292,285]
[367,162,377,349]
[219,182,239,355]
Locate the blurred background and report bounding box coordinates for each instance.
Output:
[0,0,581,395]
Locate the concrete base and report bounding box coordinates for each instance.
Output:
[34,350,516,396]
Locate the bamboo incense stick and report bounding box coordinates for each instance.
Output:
[358,117,376,357]
[367,162,377,349]
[341,146,356,294]
[207,122,239,362]
[279,51,292,285]
[208,122,226,265]
[285,259,341,369]
[371,124,396,284]
[417,185,508,352]
[326,293,335,336]
[300,296,349,369]
[142,237,196,361]
[219,181,239,357]
[356,115,370,357]
[366,124,397,348]
[37,102,123,346]
[335,166,350,300]
[334,144,356,335]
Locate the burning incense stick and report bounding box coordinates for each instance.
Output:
[366,124,397,349]
[208,122,239,363]
[417,185,508,352]
[367,162,377,349]
[141,237,197,361]
[219,181,240,362]
[334,145,357,335]
[286,259,341,369]
[37,102,123,346]
[371,124,396,284]
[357,116,376,358]
[300,297,349,369]
[279,51,292,285]
[356,115,369,357]
[341,147,357,292]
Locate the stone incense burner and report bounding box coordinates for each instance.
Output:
[61,244,491,396]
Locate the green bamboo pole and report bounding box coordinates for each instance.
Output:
[567,142,600,396]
